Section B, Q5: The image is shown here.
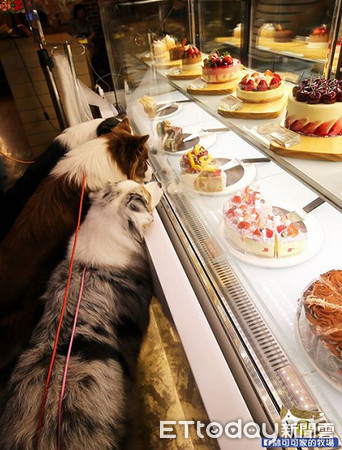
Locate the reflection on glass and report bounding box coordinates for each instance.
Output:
[197,0,247,61]
[251,0,335,81]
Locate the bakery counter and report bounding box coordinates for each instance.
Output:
[138,59,342,213]
[128,87,342,440]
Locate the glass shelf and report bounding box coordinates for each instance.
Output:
[138,60,342,213]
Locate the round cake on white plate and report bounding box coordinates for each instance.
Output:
[223,186,307,258]
[236,70,284,103]
[285,77,342,137]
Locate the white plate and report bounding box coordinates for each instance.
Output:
[148,102,182,120]
[297,301,342,392]
[164,131,217,156]
[181,163,256,196]
[218,212,322,268]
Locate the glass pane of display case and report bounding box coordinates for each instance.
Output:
[196,0,248,63]
[250,0,336,82]
[99,0,192,104]
[125,73,342,440]
[99,0,342,443]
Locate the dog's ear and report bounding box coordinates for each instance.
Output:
[114,117,131,133]
[126,134,149,180]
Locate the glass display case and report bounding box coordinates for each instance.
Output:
[99,0,342,445]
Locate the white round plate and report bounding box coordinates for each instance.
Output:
[218,213,322,268]
[297,302,342,391]
[164,130,217,156]
[181,163,256,197]
[148,102,182,120]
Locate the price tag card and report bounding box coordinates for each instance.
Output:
[269,127,301,148]
[219,95,244,111]
[189,78,207,89]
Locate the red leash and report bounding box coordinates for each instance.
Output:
[37,173,86,445]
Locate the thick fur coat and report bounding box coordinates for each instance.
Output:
[0,180,163,450]
[0,117,121,242]
[0,118,152,373]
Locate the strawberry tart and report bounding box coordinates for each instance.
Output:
[182,45,202,72]
[285,77,342,137]
[302,270,342,359]
[180,144,226,192]
[223,186,307,258]
[202,51,242,84]
[237,70,284,103]
[308,25,329,49]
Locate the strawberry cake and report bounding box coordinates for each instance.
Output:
[285,77,342,137]
[237,70,284,103]
[202,51,242,84]
[182,45,202,72]
[180,144,226,192]
[223,186,307,258]
[308,25,329,49]
[302,270,342,359]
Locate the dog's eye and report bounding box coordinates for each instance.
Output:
[127,193,147,212]
[129,202,140,212]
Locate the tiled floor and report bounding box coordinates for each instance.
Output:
[0,92,33,189]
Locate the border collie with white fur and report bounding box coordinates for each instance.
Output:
[0,117,121,241]
[0,180,162,450]
[0,117,152,372]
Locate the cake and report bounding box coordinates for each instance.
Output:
[152,40,168,61]
[237,70,284,103]
[157,120,184,152]
[223,186,307,258]
[180,144,226,192]
[308,25,329,48]
[163,34,176,51]
[302,270,342,359]
[202,51,242,84]
[152,35,176,61]
[285,77,342,137]
[274,24,293,42]
[139,95,157,118]
[169,44,185,61]
[258,23,276,39]
[233,23,241,39]
[181,45,202,72]
[194,170,226,192]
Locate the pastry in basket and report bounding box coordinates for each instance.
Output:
[169,38,186,61]
[308,24,329,48]
[180,144,226,192]
[302,270,342,359]
[285,77,342,137]
[202,50,242,84]
[223,186,307,258]
[237,70,284,103]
